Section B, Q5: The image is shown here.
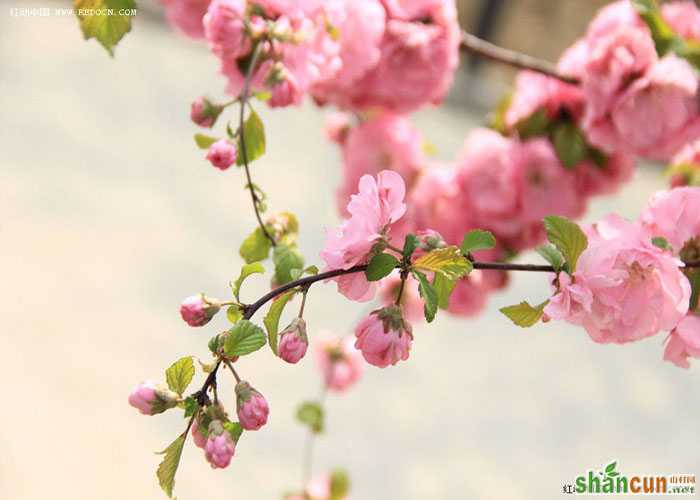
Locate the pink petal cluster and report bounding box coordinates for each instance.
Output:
[545,214,690,344]
[315,335,364,392]
[161,0,211,39]
[664,314,700,369]
[190,97,220,128]
[204,420,236,469]
[662,1,700,41]
[320,170,407,302]
[206,139,238,170]
[179,294,221,326]
[278,317,309,364]
[354,307,412,368]
[235,381,270,430]
[640,187,700,251]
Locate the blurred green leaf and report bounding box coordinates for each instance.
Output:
[296,401,324,434]
[74,0,135,56]
[236,110,266,166]
[240,227,272,264]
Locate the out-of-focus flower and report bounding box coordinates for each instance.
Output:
[315,335,364,392]
[206,139,238,170]
[664,314,700,368]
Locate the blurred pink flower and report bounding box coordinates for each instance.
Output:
[661,1,700,41]
[203,0,250,60]
[161,0,211,39]
[315,335,364,392]
[664,314,700,368]
[206,139,238,170]
[640,187,700,251]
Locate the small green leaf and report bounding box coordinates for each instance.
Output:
[552,122,588,168]
[253,90,271,102]
[296,401,324,434]
[651,236,671,250]
[460,230,496,254]
[413,246,473,281]
[605,462,617,475]
[231,262,265,300]
[263,290,296,355]
[224,320,266,357]
[433,273,457,310]
[402,234,420,260]
[182,397,199,418]
[515,108,551,139]
[226,305,243,324]
[273,244,305,285]
[239,227,272,264]
[236,110,266,166]
[413,270,438,323]
[500,301,548,327]
[536,244,565,272]
[74,0,136,56]
[156,434,186,498]
[165,356,195,396]
[365,253,400,282]
[330,469,350,500]
[543,215,588,274]
[194,133,218,149]
[223,421,243,443]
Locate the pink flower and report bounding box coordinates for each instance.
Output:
[190,97,221,128]
[206,139,238,170]
[641,187,700,253]
[662,1,700,41]
[128,380,179,415]
[672,139,700,167]
[315,335,364,392]
[573,153,636,197]
[664,314,700,369]
[337,114,424,215]
[447,275,491,317]
[191,418,207,449]
[161,0,211,39]
[278,318,309,364]
[235,381,269,431]
[204,420,235,469]
[354,306,412,368]
[544,214,691,344]
[179,294,221,327]
[321,170,407,302]
[203,0,250,60]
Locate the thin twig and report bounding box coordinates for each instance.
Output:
[460,30,579,85]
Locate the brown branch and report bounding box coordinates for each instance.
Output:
[460,30,580,85]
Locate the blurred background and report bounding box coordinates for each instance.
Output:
[2,1,698,499]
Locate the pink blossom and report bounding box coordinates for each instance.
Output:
[544,214,690,344]
[640,187,700,252]
[204,420,235,469]
[278,318,309,364]
[337,114,424,215]
[235,381,269,431]
[662,1,700,41]
[586,0,645,39]
[354,307,412,368]
[206,139,238,170]
[161,0,211,39]
[573,153,636,197]
[190,97,221,128]
[203,0,250,60]
[664,314,700,369]
[447,275,491,317]
[179,294,220,326]
[128,381,179,415]
[315,335,364,392]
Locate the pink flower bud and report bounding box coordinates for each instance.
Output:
[190,97,222,128]
[206,139,238,170]
[180,294,221,327]
[235,381,269,431]
[354,306,412,368]
[128,380,179,415]
[278,317,308,364]
[204,420,236,469]
[191,418,207,449]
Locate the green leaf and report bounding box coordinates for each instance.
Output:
[413,246,473,281]
[224,320,266,357]
[232,262,265,300]
[223,421,243,443]
[194,133,217,149]
[402,234,420,260]
[412,270,438,323]
[433,273,457,310]
[536,244,565,272]
[515,108,551,139]
[552,122,588,169]
[605,462,617,475]
[365,253,399,281]
[543,215,588,274]
[273,244,304,285]
[263,290,296,355]
[330,469,350,500]
[651,236,671,250]
[226,305,243,324]
[165,356,195,396]
[236,110,266,166]
[156,434,186,498]
[182,397,199,418]
[290,265,320,280]
[460,230,496,254]
[239,227,272,264]
[296,401,324,434]
[74,0,135,56]
[500,301,548,327]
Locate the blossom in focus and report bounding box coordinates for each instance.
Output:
[235,381,270,431]
[204,420,235,469]
[354,306,412,368]
[314,335,364,392]
[664,314,700,369]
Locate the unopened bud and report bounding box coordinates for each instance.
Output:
[278,317,309,364]
[180,294,221,327]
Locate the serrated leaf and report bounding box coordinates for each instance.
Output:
[402,234,420,260]
[500,300,548,327]
[412,270,438,323]
[543,216,588,274]
[460,230,496,254]
[413,246,473,281]
[232,262,265,300]
[224,320,266,357]
[236,110,266,166]
[296,401,324,434]
[239,227,272,264]
[226,305,243,324]
[165,356,195,396]
[223,421,243,443]
[552,122,588,169]
[433,273,457,310]
[273,244,304,285]
[263,290,296,355]
[536,244,564,272]
[156,434,185,498]
[194,133,217,149]
[365,253,399,282]
[74,0,135,56]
